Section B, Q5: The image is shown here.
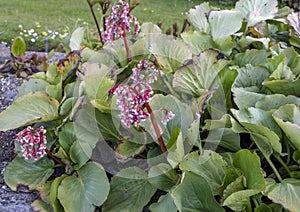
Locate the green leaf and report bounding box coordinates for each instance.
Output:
[50,174,68,212]
[179,150,227,195]
[17,79,50,98]
[171,172,224,212]
[254,204,272,212]
[116,140,145,157]
[103,167,156,212]
[148,35,192,73]
[70,139,92,170]
[234,49,269,67]
[233,65,270,91]
[149,193,177,212]
[209,10,243,40]
[264,178,300,212]
[233,149,265,190]
[255,94,300,111]
[186,2,211,33]
[58,162,109,212]
[148,163,179,191]
[167,129,184,168]
[59,97,78,116]
[0,92,59,131]
[232,88,265,109]
[69,26,85,50]
[11,36,26,57]
[31,199,52,212]
[173,49,229,97]
[82,62,115,100]
[263,75,300,96]
[4,157,55,191]
[231,108,282,156]
[273,104,300,150]
[142,94,194,144]
[181,31,215,54]
[235,0,278,26]
[58,122,77,153]
[223,189,260,211]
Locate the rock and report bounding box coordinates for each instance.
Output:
[0,44,11,64]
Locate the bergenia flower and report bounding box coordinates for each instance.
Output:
[110,60,174,128]
[15,126,47,160]
[103,0,140,44]
[287,12,300,37]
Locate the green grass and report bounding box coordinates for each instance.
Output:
[0,0,227,51]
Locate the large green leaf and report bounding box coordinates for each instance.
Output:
[263,75,300,96]
[264,178,300,212]
[209,10,243,40]
[233,149,265,190]
[232,88,264,109]
[181,31,215,54]
[148,35,192,73]
[58,162,109,212]
[70,139,92,170]
[0,92,59,131]
[179,150,227,195]
[167,128,185,168]
[173,49,229,97]
[171,172,224,212]
[82,62,115,100]
[231,108,282,155]
[148,163,179,191]
[4,157,55,191]
[50,174,68,212]
[234,49,269,67]
[186,2,211,33]
[17,78,50,98]
[102,167,156,212]
[235,0,278,26]
[149,193,177,212]
[233,65,270,91]
[142,94,194,144]
[273,104,300,150]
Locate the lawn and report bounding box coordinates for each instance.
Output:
[0,0,229,51]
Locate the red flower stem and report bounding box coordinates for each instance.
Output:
[88,2,104,46]
[122,26,132,63]
[145,103,168,155]
[45,149,66,167]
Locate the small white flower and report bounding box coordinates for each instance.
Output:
[32,33,38,37]
[30,38,35,43]
[23,29,27,32]
[18,24,23,28]
[20,32,23,35]
[24,34,28,37]
[55,31,59,35]
[48,30,52,33]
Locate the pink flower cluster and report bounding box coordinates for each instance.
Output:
[15,126,47,160]
[113,83,153,127]
[103,0,140,44]
[110,59,175,128]
[131,59,159,84]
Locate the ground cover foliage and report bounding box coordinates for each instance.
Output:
[1,0,300,211]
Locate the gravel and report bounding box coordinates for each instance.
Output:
[0,44,65,211]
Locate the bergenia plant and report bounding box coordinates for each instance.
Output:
[109,59,174,154]
[103,0,140,62]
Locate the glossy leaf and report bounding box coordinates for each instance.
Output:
[186,2,211,33]
[58,162,109,212]
[103,167,156,212]
[235,0,278,26]
[69,26,85,50]
[4,157,55,191]
[273,104,300,150]
[148,163,179,191]
[209,10,243,40]
[0,92,59,131]
[173,49,229,97]
[264,178,300,212]
[149,193,177,212]
[180,150,227,195]
[171,172,224,212]
[17,79,50,98]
